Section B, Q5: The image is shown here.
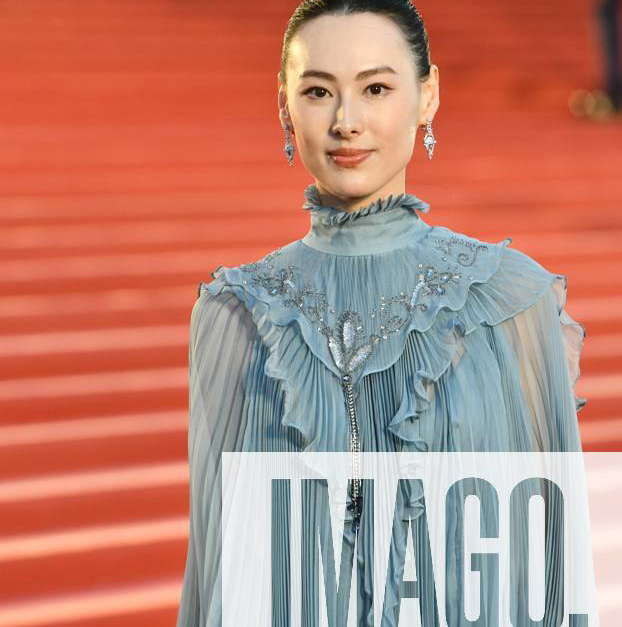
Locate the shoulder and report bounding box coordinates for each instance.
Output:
[204,240,300,284]
[429,222,555,283]
[190,241,308,334]
[424,222,562,327]
[190,283,258,347]
[196,239,302,306]
[423,222,512,274]
[428,222,510,250]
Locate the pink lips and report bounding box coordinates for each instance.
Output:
[327,148,374,168]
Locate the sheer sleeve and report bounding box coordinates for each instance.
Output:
[176,287,259,626]
[492,275,587,453]
[482,276,595,623]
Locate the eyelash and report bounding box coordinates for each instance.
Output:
[302,83,392,99]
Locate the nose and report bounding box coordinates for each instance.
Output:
[331,97,363,136]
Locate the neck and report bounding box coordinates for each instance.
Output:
[300,183,431,256]
[313,178,406,214]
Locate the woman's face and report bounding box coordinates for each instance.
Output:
[278,12,439,208]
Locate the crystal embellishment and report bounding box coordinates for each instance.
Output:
[206,186,498,537]
[223,234,491,377]
[328,311,374,374]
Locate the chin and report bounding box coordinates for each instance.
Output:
[323,176,383,200]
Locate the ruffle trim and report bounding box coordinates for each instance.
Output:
[200,243,587,620]
[201,276,363,523]
[385,245,588,449]
[200,235,513,451]
[208,231,511,389]
[551,274,588,413]
[198,279,334,452]
[382,246,589,542]
[201,239,587,459]
[302,182,430,226]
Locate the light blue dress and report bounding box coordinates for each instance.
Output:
[176,184,588,626]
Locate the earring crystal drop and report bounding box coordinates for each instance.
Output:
[423,120,436,160]
[283,126,295,166]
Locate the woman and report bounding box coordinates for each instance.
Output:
[176,1,589,625]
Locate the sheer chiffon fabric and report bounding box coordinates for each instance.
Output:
[176,186,588,626]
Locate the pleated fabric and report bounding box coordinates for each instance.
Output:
[176,185,588,626]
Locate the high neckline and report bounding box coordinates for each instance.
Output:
[300,183,431,256]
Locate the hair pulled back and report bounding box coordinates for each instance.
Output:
[279,0,431,87]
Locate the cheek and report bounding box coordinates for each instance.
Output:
[291,111,324,148]
[377,114,404,139]
[380,95,417,129]
[372,116,416,158]
[369,95,418,138]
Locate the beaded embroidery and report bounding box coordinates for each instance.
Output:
[219,234,494,535]
[433,235,489,267]
[216,233,492,377]
[207,198,496,534]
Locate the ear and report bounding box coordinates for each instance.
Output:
[417,64,440,127]
[277,81,293,131]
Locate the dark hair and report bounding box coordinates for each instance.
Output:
[279,0,431,87]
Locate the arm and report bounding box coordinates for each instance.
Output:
[491,276,593,623]
[176,288,259,626]
[493,275,587,452]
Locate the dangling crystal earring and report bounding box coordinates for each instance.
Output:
[423,120,436,160]
[283,126,295,166]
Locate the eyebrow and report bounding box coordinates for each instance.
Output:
[299,65,398,82]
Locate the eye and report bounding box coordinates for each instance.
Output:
[302,83,393,99]
[302,86,331,99]
[366,83,392,96]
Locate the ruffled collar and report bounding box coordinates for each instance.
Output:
[301,183,431,256]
